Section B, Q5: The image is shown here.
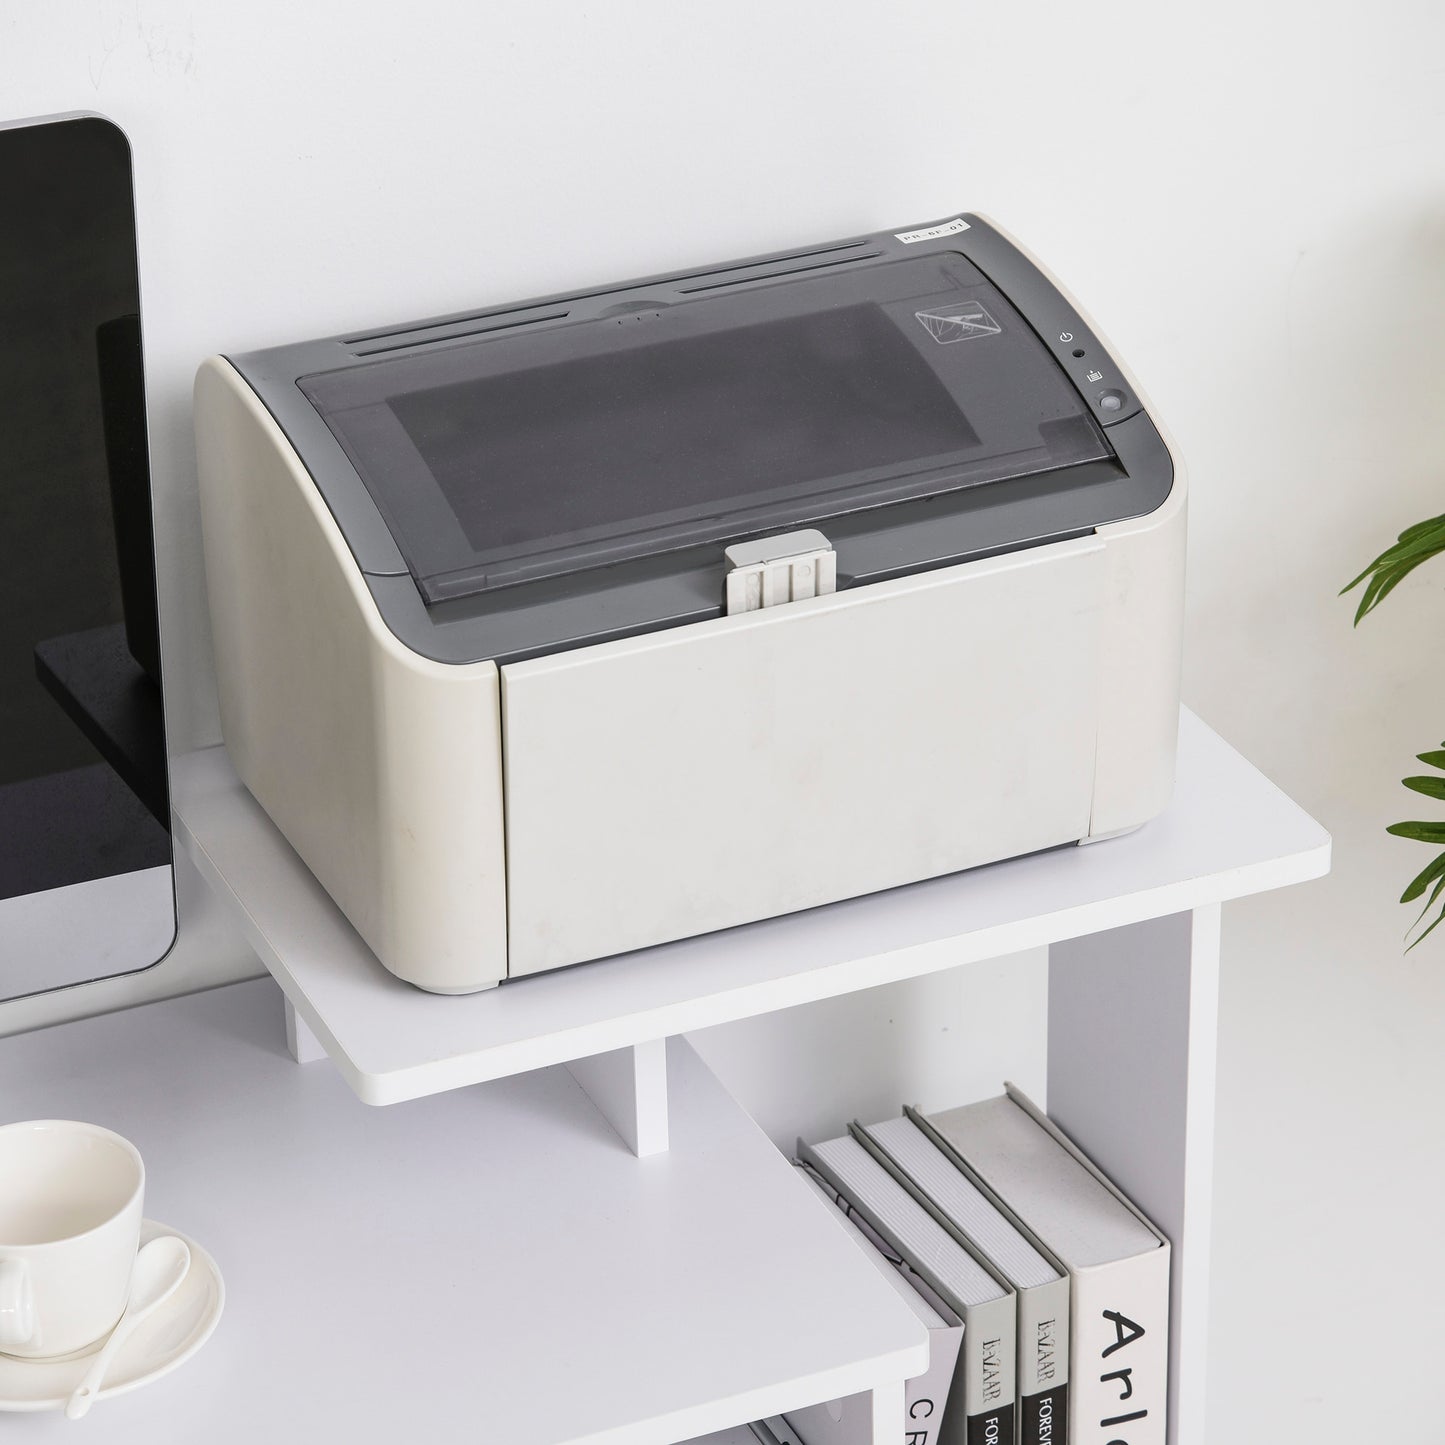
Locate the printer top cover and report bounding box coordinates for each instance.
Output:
[230,214,1173,665]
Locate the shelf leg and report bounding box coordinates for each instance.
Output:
[566,1038,669,1157]
[284,997,327,1064]
[1047,905,1221,1445]
[867,1378,904,1443]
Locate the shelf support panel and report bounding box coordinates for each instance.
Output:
[1047,905,1221,1445]
[869,1379,905,1443]
[284,996,327,1064]
[566,1038,670,1157]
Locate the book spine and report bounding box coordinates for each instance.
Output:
[1021,1387,1067,1445]
[944,1293,1017,1445]
[966,1402,1016,1445]
[1068,1252,1169,1445]
[1017,1278,1070,1445]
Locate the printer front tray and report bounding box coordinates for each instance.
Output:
[501,534,1105,975]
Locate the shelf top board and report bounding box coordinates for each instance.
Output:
[0,981,926,1445]
[173,706,1330,1105]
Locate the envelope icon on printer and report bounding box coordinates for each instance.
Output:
[915,302,1002,344]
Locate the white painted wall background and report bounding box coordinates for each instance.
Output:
[4,2,1444,1437]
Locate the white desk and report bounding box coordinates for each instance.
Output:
[7,707,1329,1443]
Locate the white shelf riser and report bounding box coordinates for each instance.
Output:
[170,708,1329,1106]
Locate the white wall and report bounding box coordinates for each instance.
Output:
[5,2,1445,1437]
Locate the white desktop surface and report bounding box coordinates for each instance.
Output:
[0,981,925,1443]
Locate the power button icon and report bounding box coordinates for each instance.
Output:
[1059,331,1074,344]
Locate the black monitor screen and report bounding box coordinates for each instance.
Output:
[0,116,174,997]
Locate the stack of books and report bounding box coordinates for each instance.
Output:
[783,1086,1169,1445]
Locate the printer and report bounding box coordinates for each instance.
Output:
[195,214,1184,993]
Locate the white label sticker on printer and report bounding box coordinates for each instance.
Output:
[895,217,970,244]
[915,303,1001,344]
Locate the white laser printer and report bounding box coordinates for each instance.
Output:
[196,214,1184,993]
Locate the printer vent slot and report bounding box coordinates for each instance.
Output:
[670,238,873,286]
[677,248,885,294]
[340,241,883,355]
[348,309,571,358]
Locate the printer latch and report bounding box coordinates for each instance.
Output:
[723,529,837,615]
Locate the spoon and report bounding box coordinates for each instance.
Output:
[64,1236,191,1419]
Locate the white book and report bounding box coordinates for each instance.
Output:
[921,1089,1169,1445]
[860,1113,1070,1445]
[798,1133,1017,1445]
[788,1167,964,1445]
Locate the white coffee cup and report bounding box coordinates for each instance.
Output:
[0,1120,145,1359]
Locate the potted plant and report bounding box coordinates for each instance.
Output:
[1346,513,1445,946]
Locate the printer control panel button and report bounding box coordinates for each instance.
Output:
[1047,317,1141,425]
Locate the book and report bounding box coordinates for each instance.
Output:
[789,1166,965,1445]
[858,1113,1070,1445]
[918,1088,1169,1445]
[798,1131,1017,1445]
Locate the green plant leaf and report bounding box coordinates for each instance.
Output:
[1403,775,1445,799]
[1353,563,1410,623]
[1352,557,1421,615]
[1353,573,1390,623]
[1386,821,1445,843]
[1418,750,1445,770]
[1404,870,1445,949]
[1401,851,1445,903]
[1355,556,1433,622]
[1406,899,1445,952]
[1366,513,1445,560]
[1412,870,1445,925]
[1399,514,1445,545]
[1367,525,1445,570]
[1344,514,1445,623]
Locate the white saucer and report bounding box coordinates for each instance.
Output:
[0,1220,224,1413]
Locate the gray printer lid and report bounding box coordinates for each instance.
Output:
[296,253,1108,605]
[229,215,1174,665]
